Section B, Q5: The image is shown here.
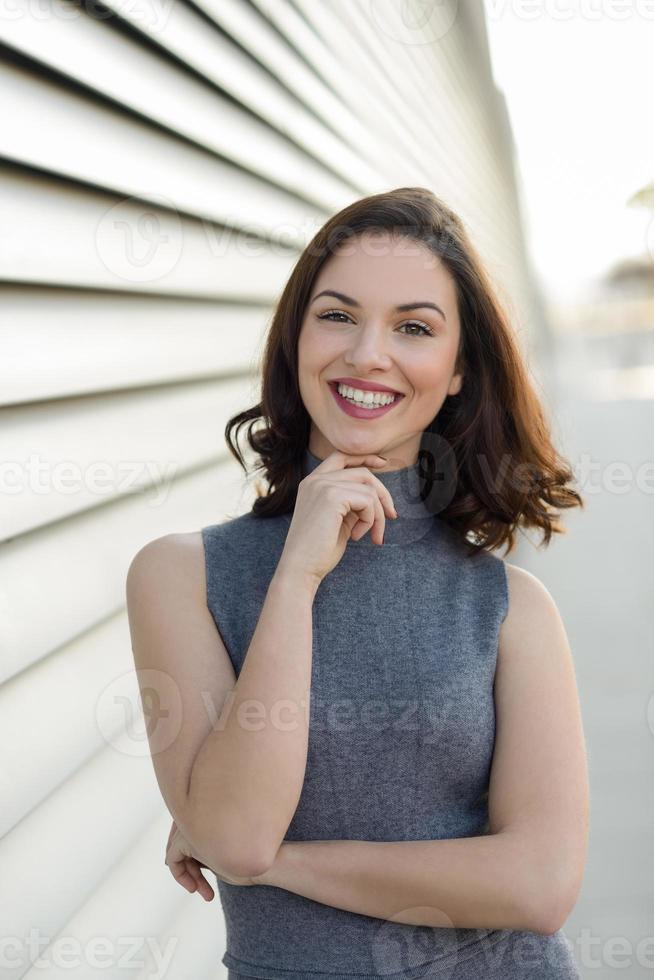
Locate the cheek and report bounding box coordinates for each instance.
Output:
[300,321,342,370]
[410,360,452,396]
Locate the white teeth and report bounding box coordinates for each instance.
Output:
[336,383,396,407]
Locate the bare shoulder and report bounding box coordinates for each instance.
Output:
[500,562,562,657]
[126,531,206,597]
[503,561,557,607]
[127,530,204,572]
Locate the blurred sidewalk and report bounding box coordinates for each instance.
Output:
[514,329,654,977]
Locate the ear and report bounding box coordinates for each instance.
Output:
[448,371,463,397]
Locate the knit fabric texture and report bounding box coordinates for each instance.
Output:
[200,448,580,979]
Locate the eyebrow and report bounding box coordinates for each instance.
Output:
[310,289,447,323]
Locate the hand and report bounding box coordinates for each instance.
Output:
[279,450,397,585]
[165,819,217,901]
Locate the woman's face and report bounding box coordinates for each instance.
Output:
[297,232,463,470]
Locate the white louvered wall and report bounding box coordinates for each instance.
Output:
[0,1,544,976]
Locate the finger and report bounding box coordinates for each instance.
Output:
[317,466,397,522]
[312,451,389,479]
[332,483,384,546]
[185,858,215,901]
[166,856,199,894]
[355,488,384,546]
[348,465,398,521]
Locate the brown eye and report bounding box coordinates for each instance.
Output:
[317,310,351,322]
[317,311,433,337]
[398,321,433,337]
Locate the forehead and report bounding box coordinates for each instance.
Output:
[312,233,455,309]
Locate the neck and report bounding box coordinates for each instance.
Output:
[301,448,437,548]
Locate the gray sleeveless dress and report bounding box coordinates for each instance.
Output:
[201,448,581,979]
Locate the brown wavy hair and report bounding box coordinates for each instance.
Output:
[224,186,583,557]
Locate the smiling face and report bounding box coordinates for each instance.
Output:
[297,231,464,470]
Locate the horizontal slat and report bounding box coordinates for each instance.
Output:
[0,454,256,681]
[257,0,526,305]
[0,166,300,291]
[0,288,267,405]
[86,0,387,192]
[0,613,135,833]
[0,0,356,206]
[190,0,415,186]
[20,809,223,980]
[2,375,256,537]
[299,0,495,217]
[0,740,162,980]
[285,0,530,319]
[252,0,440,188]
[0,60,323,244]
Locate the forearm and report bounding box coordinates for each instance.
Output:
[186,561,319,875]
[259,833,541,933]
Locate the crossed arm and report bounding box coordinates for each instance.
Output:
[250,566,589,938]
[159,558,588,938]
[255,832,547,934]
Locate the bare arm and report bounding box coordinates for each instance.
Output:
[186,553,319,876]
[257,833,538,932]
[255,563,589,937]
[126,532,318,880]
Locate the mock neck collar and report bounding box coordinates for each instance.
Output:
[301,448,437,548]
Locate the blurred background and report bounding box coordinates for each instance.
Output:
[1,0,652,977]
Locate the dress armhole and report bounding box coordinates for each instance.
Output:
[200,524,238,672]
[499,558,510,626]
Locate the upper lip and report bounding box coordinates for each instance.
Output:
[329,377,404,396]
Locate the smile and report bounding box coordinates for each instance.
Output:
[328,381,405,419]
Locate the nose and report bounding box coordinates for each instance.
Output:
[344,323,393,371]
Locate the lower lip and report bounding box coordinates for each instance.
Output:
[328,383,404,419]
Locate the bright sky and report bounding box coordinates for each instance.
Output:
[481,0,654,301]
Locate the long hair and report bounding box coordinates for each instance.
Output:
[224,186,583,557]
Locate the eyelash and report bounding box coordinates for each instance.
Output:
[317,310,434,337]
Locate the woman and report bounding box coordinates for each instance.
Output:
[126,187,589,979]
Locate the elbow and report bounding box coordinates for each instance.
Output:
[218,847,274,880]
[213,822,280,880]
[523,871,581,937]
[506,828,586,937]
[529,901,570,938]
[529,906,566,938]
[197,834,274,881]
[185,808,277,880]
